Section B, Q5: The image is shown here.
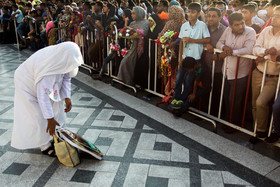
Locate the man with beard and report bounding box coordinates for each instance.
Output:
[216,12,256,131]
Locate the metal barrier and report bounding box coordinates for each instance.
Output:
[9,14,280,141]
[64,29,280,138]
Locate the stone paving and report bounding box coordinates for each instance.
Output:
[0,44,280,187]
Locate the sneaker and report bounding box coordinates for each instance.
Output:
[170,100,183,109]
[170,99,177,105]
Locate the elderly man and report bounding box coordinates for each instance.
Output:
[252,6,280,139]
[216,12,256,131]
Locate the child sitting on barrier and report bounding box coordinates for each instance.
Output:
[169,2,210,116]
[170,57,211,116]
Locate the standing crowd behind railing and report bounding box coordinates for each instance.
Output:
[1,0,280,144]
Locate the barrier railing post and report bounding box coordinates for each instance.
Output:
[14,19,19,51]
[98,31,102,68]
[208,51,216,114]
[218,59,227,119]
[229,57,240,123]
[268,73,280,136]
[241,59,254,128]
[154,42,158,92]
[85,31,89,65]
[94,29,97,68]
[78,33,83,56]
[107,36,112,76]
[148,39,151,90]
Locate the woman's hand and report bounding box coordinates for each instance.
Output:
[46,118,60,136]
[64,98,72,112]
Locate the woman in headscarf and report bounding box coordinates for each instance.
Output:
[158,5,186,97]
[11,42,83,157]
[92,8,132,80]
[158,5,185,37]
[117,6,149,86]
[134,14,165,88]
[122,8,132,27]
[46,21,58,45]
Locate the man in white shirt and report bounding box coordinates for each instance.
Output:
[252,5,280,138]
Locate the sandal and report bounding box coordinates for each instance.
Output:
[41,144,56,157]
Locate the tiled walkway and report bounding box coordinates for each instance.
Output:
[0,44,280,187]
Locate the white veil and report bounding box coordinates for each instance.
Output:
[19,42,84,86]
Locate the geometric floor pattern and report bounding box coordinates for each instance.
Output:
[0,44,279,187]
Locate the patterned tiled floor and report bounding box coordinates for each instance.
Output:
[1,44,280,187]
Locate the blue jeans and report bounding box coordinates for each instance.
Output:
[273,92,280,135]
[16,22,25,40]
[174,66,195,112]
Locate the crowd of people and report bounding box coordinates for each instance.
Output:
[1,0,280,144]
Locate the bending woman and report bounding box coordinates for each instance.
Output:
[11,42,83,157]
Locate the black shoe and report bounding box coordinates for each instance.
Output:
[249,136,261,144]
[256,131,268,138]
[265,133,280,143]
[92,74,102,80]
[172,109,183,117]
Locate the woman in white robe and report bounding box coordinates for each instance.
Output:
[11,41,83,156]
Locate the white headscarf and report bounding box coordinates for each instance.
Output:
[20,42,83,86]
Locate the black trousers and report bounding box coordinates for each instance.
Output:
[224,76,248,126]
